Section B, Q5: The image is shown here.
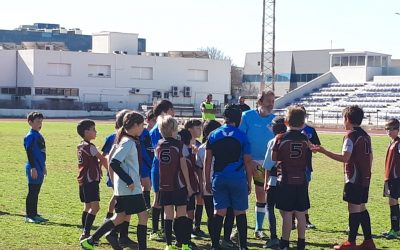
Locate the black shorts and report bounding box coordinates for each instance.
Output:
[384,178,400,199]
[343,182,369,205]
[187,194,196,211]
[276,184,310,212]
[115,194,147,215]
[79,181,100,203]
[253,164,265,187]
[158,187,188,206]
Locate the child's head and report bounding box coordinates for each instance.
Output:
[184,119,202,139]
[285,106,305,128]
[342,105,364,127]
[178,129,193,146]
[153,100,174,117]
[122,111,144,136]
[158,115,178,138]
[115,109,131,129]
[145,109,156,130]
[202,120,221,143]
[271,116,287,135]
[27,111,44,131]
[385,118,400,139]
[223,104,242,127]
[77,119,96,140]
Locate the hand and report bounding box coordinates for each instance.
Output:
[313,145,325,153]
[247,182,252,195]
[205,181,212,194]
[127,183,135,191]
[187,187,194,198]
[264,183,269,192]
[44,167,47,176]
[30,168,38,179]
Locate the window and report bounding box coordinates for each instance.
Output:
[374,56,381,67]
[367,56,374,67]
[1,87,16,94]
[131,67,153,80]
[332,56,340,67]
[349,56,357,66]
[34,87,79,96]
[382,56,388,67]
[17,87,31,96]
[71,89,79,96]
[340,56,349,66]
[357,56,365,66]
[188,69,208,82]
[88,64,111,77]
[47,63,71,76]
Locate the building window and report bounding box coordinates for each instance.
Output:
[47,63,71,76]
[357,56,365,66]
[35,87,79,96]
[1,87,17,95]
[188,69,208,82]
[382,56,388,67]
[349,56,357,66]
[340,56,349,66]
[131,67,153,80]
[17,87,31,96]
[332,56,340,67]
[88,64,111,78]
[367,56,374,67]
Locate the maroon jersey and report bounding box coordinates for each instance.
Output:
[77,140,101,186]
[384,137,400,181]
[157,137,186,191]
[183,146,200,194]
[342,127,372,187]
[273,130,310,185]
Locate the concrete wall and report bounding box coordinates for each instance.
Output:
[92,32,138,55]
[330,66,367,83]
[0,50,17,86]
[0,108,115,118]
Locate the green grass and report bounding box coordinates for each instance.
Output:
[0,120,399,249]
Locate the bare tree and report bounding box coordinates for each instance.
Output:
[198,46,232,62]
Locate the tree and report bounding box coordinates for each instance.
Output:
[198,46,232,62]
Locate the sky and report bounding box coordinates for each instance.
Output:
[1,0,400,66]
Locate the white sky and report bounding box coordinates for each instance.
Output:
[1,0,399,66]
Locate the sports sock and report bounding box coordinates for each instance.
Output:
[212,214,224,248]
[236,214,248,248]
[137,224,147,250]
[390,204,400,231]
[360,210,372,240]
[223,208,235,241]
[255,202,266,231]
[164,219,173,245]
[266,202,277,239]
[119,221,129,238]
[81,211,88,229]
[184,217,193,244]
[84,213,96,235]
[90,219,115,242]
[173,218,181,243]
[297,238,306,250]
[152,207,161,233]
[160,206,165,230]
[279,238,289,249]
[194,204,203,229]
[348,212,361,242]
[143,191,151,209]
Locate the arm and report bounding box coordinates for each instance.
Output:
[244,154,253,195]
[180,157,194,197]
[318,146,351,163]
[96,152,108,170]
[204,149,213,193]
[264,170,270,192]
[195,167,203,194]
[110,158,134,186]
[25,136,38,179]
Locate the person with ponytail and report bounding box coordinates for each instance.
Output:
[81,111,148,250]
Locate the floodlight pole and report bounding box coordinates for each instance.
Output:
[260,0,276,93]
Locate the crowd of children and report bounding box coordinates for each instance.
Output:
[24,92,400,250]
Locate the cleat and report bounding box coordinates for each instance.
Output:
[306,222,316,229]
[80,238,95,250]
[383,229,399,239]
[25,216,41,224]
[230,228,238,241]
[254,230,267,240]
[263,238,279,248]
[357,239,376,250]
[333,241,357,250]
[220,238,238,249]
[33,215,49,222]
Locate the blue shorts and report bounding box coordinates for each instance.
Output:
[26,167,44,185]
[151,165,159,192]
[212,175,248,211]
[106,172,113,188]
[141,164,151,179]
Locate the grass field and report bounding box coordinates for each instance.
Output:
[0,120,399,250]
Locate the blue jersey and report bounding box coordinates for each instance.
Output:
[101,133,116,155]
[139,128,154,170]
[24,129,46,184]
[206,124,250,178]
[301,124,320,172]
[239,109,275,161]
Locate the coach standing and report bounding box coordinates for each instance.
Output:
[201,94,216,121]
[239,90,275,240]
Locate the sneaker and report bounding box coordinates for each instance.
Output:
[119,236,137,248]
[192,227,207,238]
[306,222,316,229]
[105,233,122,250]
[220,238,239,249]
[357,239,376,250]
[254,230,267,240]
[79,233,90,241]
[333,241,357,250]
[25,216,40,224]
[182,243,192,250]
[263,238,279,248]
[80,238,95,250]
[33,215,49,222]
[383,228,399,239]
[165,245,178,250]
[230,228,238,241]
[149,231,165,241]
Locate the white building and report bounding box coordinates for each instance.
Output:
[0,32,231,115]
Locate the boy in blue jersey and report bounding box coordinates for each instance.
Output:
[205,104,253,250]
[238,90,275,240]
[24,111,48,223]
